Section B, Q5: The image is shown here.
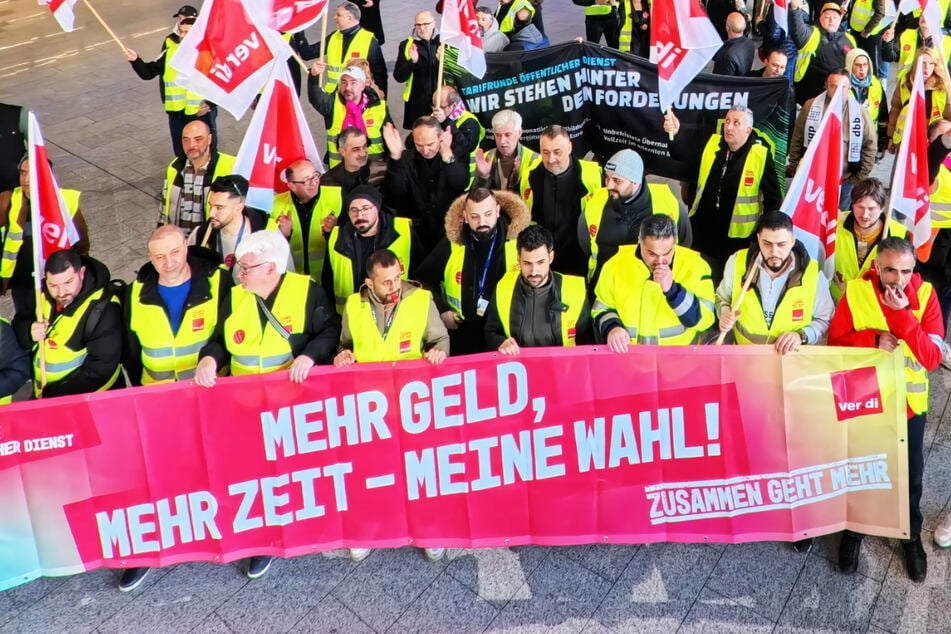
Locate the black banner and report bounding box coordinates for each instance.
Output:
[453,42,793,185]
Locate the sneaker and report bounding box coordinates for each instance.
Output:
[118,567,150,592]
[349,548,371,562]
[792,538,813,553]
[935,510,951,547]
[902,537,927,582]
[941,342,951,371]
[246,556,273,580]
[422,547,445,562]
[838,533,863,574]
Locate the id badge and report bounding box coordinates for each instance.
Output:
[476,297,489,317]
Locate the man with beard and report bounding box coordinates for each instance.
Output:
[393,11,441,129]
[665,107,782,276]
[485,224,592,352]
[473,109,540,195]
[580,148,687,286]
[416,187,530,355]
[831,178,908,302]
[717,211,834,353]
[323,185,420,313]
[320,127,387,197]
[161,120,235,230]
[271,159,342,279]
[829,237,942,582]
[593,214,714,349]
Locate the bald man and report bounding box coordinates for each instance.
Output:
[393,11,441,129]
[712,12,756,76]
[161,120,236,230]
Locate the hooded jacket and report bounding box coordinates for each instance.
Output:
[480,17,510,53]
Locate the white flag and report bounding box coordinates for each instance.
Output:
[40,0,79,32]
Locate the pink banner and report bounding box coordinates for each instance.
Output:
[0,347,908,590]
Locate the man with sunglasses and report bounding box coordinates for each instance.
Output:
[195,230,339,581]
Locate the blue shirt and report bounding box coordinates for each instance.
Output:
[158,278,192,335]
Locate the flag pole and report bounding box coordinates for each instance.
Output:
[26,113,49,395]
[434,43,446,109]
[318,8,329,87]
[81,0,127,53]
[715,253,762,345]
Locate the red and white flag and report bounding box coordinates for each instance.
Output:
[232,64,322,213]
[780,87,844,280]
[898,0,944,61]
[441,0,486,79]
[268,0,329,32]
[649,0,721,113]
[40,0,79,32]
[888,55,931,248]
[169,0,294,120]
[27,112,80,279]
[773,0,788,35]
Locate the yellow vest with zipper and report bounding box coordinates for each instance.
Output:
[731,253,818,345]
[162,154,236,225]
[224,273,310,375]
[690,134,767,239]
[524,159,602,211]
[494,270,586,346]
[271,188,343,279]
[443,239,519,320]
[484,144,540,197]
[325,28,375,93]
[346,287,432,362]
[849,0,890,35]
[2,188,81,279]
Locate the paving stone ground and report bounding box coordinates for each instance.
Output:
[2,1,951,632]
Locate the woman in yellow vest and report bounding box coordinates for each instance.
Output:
[887,47,951,151]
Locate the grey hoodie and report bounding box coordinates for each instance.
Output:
[481,16,509,53]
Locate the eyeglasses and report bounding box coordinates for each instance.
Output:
[349,205,376,216]
[235,260,268,275]
[289,173,320,185]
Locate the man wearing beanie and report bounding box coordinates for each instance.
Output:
[580,148,688,287]
[322,185,421,313]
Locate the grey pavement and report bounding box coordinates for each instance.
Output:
[2,1,951,632]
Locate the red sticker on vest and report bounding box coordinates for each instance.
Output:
[399,331,412,354]
[47,339,57,350]
[523,188,532,200]
[791,300,804,322]
[904,44,911,51]
[366,118,375,126]
[233,330,245,344]
[567,326,576,340]
[350,51,360,58]
[743,170,754,187]
[455,271,462,285]
[589,224,597,238]
[192,318,204,332]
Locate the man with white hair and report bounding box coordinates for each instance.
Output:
[195,230,339,581]
[473,109,540,195]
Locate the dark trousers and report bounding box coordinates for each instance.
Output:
[585,15,619,48]
[908,413,925,537]
[166,108,219,157]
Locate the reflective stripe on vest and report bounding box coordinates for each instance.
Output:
[592,244,715,345]
[2,189,81,278]
[618,0,634,51]
[731,252,818,345]
[34,288,121,395]
[224,273,310,375]
[583,184,679,281]
[932,161,951,228]
[494,270,586,346]
[845,277,932,414]
[485,144,540,198]
[128,269,222,385]
[690,135,767,238]
[325,29,375,93]
[832,218,908,302]
[443,239,519,320]
[326,98,387,167]
[401,40,415,102]
[849,0,893,35]
[271,188,343,279]
[454,110,486,183]
[328,217,413,313]
[162,39,204,114]
[346,288,432,362]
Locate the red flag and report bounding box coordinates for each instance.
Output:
[169,0,294,119]
[40,0,78,32]
[232,64,322,213]
[649,0,721,113]
[27,112,80,279]
[441,0,486,78]
[888,55,931,249]
[269,0,329,32]
[780,88,844,280]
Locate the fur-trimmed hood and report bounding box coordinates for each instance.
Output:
[443,190,531,246]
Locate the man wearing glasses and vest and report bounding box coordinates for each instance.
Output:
[195,230,339,581]
[828,237,943,582]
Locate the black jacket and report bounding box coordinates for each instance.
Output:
[393,34,441,129]
[712,36,757,77]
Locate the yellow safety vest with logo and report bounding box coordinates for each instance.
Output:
[2,188,81,279]
[846,277,932,414]
[484,144,541,197]
[346,287,432,362]
[730,252,819,344]
[494,270,587,346]
[892,87,946,144]
[583,184,679,280]
[931,159,951,227]
[162,38,204,115]
[690,135,768,238]
[34,288,122,397]
[498,0,536,32]
[224,273,310,375]
[271,188,343,279]
[325,28,375,94]
[592,245,714,345]
[453,110,486,183]
[896,31,951,78]
[128,268,222,384]
[327,217,413,313]
[327,98,386,168]
[443,239,519,320]
[162,154,237,225]
[795,28,857,82]
[853,76,884,121]
[832,218,908,302]
[524,159,602,211]
[849,0,891,35]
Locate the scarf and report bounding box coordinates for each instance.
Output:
[342,93,370,134]
[805,94,864,163]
